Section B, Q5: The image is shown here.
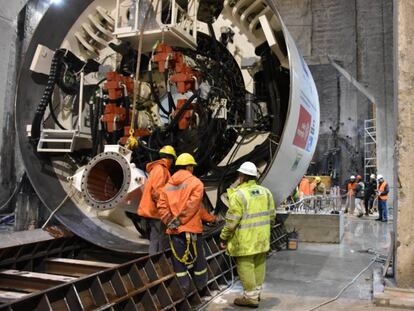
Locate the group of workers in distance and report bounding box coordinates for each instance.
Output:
[297,174,389,221]
[345,174,389,221]
[137,145,275,308]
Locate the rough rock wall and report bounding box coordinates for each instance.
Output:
[396,0,414,288]
[276,0,393,186]
[0,0,27,207]
[0,0,49,210]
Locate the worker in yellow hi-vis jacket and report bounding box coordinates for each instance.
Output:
[220,161,276,308]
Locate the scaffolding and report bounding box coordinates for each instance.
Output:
[364,119,377,181]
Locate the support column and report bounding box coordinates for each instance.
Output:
[395,0,414,288]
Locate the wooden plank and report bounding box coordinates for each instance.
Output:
[384,287,414,295]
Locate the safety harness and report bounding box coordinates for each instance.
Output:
[169,232,198,265]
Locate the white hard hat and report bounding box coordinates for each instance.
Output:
[350,175,356,179]
[237,161,258,177]
[377,174,384,180]
[370,174,376,179]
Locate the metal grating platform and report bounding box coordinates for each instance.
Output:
[0,223,287,310]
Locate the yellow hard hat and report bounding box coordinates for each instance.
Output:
[159,145,177,159]
[175,153,197,166]
[315,176,321,183]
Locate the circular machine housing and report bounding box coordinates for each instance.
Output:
[16,0,319,253]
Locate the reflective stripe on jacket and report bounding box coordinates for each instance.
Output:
[158,170,215,234]
[220,180,276,257]
[138,158,171,219]
[378,182,389,201]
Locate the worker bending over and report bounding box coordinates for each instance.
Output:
[138,145,176,255]
[312,176,326,195]
[220,162,276,308]
[158,153,216,294]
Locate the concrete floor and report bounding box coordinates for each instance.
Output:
[205,215,396,311]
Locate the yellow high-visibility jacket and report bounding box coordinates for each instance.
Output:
[220,180,276,257]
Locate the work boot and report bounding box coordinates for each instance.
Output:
[234,296,259,308]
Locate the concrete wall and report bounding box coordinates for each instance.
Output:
[275,0,393,187]
[0,0,27,207]
[395,0,414,288]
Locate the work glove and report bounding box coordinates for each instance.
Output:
[167,217,181,230]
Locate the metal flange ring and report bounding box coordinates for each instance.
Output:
[80,151,132,209]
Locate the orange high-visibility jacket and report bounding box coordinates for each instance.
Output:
[158,169,216,234]
[299,178,311,196]
[347,181,357,196]
[378,182,389,201]
[138,158,171,219]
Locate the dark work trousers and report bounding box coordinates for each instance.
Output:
[148,219,168,255]
[364,196,374,215]
[170,233,208,294]
[378,200,388,221]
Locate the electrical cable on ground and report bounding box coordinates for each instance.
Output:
[306,255,378,311]
[41,191,75,229]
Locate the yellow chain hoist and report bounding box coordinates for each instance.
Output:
[169,232,198,265]
[127,128,138,150]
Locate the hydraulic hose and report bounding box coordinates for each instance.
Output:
[31,49,66,140]
[164,70,176,111]
[166,92,198,131]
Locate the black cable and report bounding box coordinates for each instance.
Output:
[207,22,220,61]
[149,69,170,115]
[31,49,65,140]
[166,92,198,131]
[164,70,176,111]
[124,95,130,125]
[48,96,67,130]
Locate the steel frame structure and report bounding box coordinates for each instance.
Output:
[364,119,377,181]
[0,224,287,310]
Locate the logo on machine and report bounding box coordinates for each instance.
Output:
[293,105,312,150]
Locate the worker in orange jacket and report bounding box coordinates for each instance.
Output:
[138,145,177,255]
[299,176,311,199]
[344,175,357,214]
[158,153,216,294]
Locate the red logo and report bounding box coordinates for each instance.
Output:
[293,105,311,150]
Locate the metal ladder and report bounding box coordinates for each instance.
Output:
[37,129,78,153]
